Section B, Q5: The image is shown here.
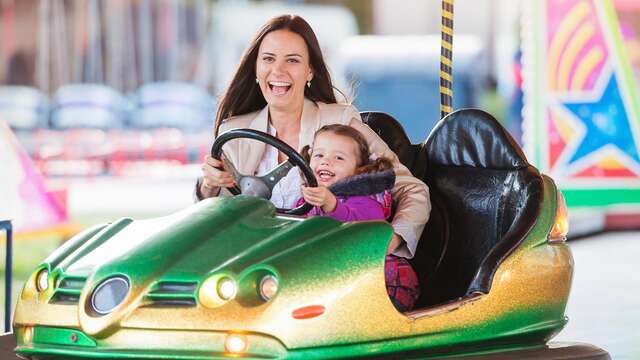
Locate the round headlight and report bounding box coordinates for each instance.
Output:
[224,333,248,354]
[258,275,278,301]
[91,277,129,315]
[23,326,33,344]
[36,269,49,292]
[217,277,237,301]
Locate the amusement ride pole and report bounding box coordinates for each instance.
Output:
[138,0,154,84]
[52,0,69,88]
[36,0,50,94]
[440,0,454,119]
[86,0,103,83]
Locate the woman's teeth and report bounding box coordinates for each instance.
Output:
[269,81,291,87]
[268,81,292,95]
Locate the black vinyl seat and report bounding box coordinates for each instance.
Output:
[420,109,543,305]
[360,112,426,178]
[361,109,543,307]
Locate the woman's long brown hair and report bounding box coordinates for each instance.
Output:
[214,15,337,136]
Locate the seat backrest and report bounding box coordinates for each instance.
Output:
[420,109,543,303]
[360,109,542,306]
[131,82,215,130]
[51,84,130,129]
[360,111,426,176]
[0,86,49,129]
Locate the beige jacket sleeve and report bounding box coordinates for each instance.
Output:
[343,106,431,258]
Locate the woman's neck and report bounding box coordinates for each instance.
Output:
[268,104,303,137]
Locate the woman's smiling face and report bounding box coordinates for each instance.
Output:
[255,30,313,112]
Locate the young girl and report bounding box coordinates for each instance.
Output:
[298,124,420,312]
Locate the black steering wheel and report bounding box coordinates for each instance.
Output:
[210,128,317,215]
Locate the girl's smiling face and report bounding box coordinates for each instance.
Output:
[255,30,313,112]
[309,132,360,186]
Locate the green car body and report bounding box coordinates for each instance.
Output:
[14,172,575,359]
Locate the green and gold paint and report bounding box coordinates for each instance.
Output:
[14,174,572,359]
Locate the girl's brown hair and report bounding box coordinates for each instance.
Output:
[301,124,393,175]
[214,15,337,136]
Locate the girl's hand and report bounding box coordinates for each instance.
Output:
[301,185,337,213]
[200,155,236,197]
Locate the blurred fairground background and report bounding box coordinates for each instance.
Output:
[1,0,640,358]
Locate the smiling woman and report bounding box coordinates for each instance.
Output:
[195,14,431,283]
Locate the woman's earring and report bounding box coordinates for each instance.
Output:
[307,80,311,88]
[256,78,259,84]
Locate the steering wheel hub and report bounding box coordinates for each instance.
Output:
[210,128,317,215]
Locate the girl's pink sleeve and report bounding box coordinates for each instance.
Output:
[324,196,385,222]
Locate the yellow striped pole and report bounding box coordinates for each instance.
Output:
[440,0,454,118]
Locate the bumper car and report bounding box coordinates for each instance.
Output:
[13,109,609,359]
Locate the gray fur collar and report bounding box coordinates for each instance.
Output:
[328,170,395,197]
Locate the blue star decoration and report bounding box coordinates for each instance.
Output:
[562,72,640,165]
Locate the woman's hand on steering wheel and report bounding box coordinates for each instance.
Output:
[200,155,236,196]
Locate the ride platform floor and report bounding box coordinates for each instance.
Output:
[1,333,19,359]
